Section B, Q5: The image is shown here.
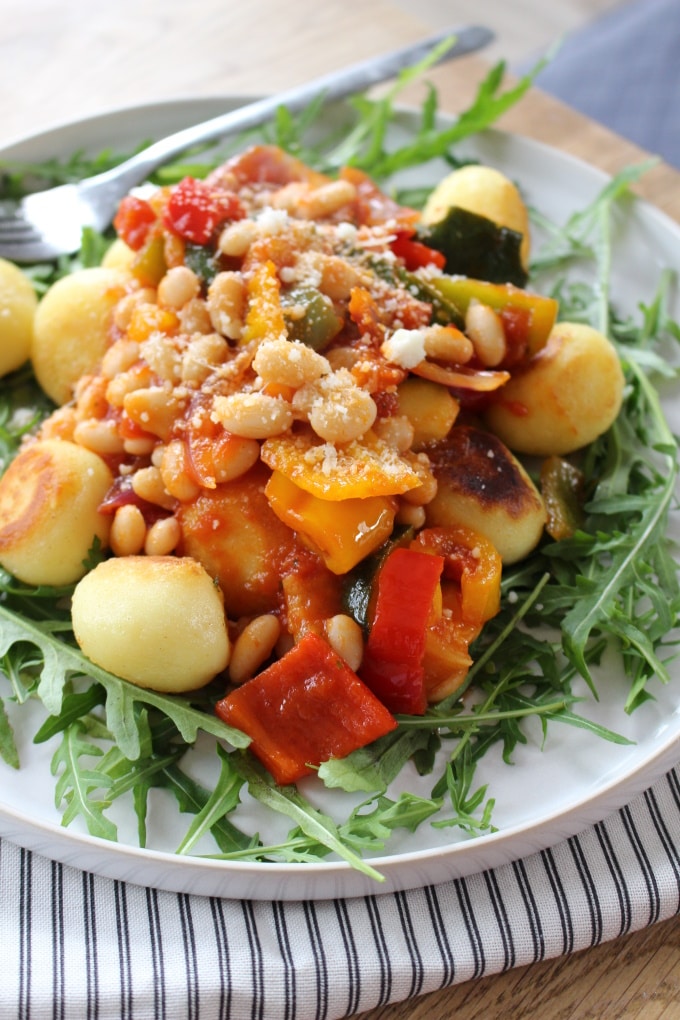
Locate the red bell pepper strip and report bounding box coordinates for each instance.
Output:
[359,547,445,716]
[390,230,446,271]
[411,526,502,628]
[113,195,157,251]
[339,166,420,228]
[162,177,244,245]
[215,631,397,786]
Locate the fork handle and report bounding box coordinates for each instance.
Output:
[93,25,492,200]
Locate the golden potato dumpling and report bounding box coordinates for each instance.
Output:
[422,164,531,269]
[71,555,230,692]
[0,257,38,377]
[32,266,130,405]
[484,322,625,456]
[101,238,135,272]
[0,438,113,585]
[424,426,547,564]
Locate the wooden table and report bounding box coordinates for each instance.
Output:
[2,2,679,1017]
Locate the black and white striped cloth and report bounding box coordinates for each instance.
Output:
[1,765,679,1018]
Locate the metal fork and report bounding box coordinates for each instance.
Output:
[0,25,492,264]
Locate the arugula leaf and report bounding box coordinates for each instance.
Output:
[175,744,246,855]
[344,54,552,180]
[318,726,437,793]
[33,685,106,742]
[431,747,496,837]
[344,791,442,840]
[51,722,116,841]
[0,605,249,757]
[231,753,386,881]
[0,695,18,769]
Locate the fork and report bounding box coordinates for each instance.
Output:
[0,25,492,264]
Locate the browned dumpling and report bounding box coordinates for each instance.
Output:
[424,426,547,564]
[0,439,112,585]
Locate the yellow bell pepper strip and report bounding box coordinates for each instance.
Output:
[432,277,559,362]
[410,526,502,703]
[260,430,421,500]
[359,547,445,716]
[129,232,168,288]
[241,259,287,345]
[215,631,398,786]
[126,302,178,343]
[265,469,396,574]
[419,598,475,703]
[540,455,586,541]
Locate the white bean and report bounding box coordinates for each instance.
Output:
[211,392,294,439]
[229,614,281,683]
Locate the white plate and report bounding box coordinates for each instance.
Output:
[0,98,678,902]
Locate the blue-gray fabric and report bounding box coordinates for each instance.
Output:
[1,764,679,1018]
[520,0,680,168]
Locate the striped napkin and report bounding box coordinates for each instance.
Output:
[1,763,679,1019]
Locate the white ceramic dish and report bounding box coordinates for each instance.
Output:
[0,98,678,902]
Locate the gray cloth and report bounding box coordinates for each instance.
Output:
[520,0,680,168]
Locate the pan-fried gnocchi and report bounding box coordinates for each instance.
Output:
[0,257,37,378]
[0,145,629,699]
[483,322,625,455]
[71,555,230,691]
[422,164,531,268]
[424,426,547,564]
[31,266,131,404]
[0,438,112,585]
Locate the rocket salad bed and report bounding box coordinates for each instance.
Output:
[0,59,678,885]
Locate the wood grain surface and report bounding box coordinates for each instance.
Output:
[2,3,679,1017]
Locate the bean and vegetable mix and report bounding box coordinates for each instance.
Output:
[0,59,678,880]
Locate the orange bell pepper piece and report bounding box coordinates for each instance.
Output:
[265,469,396,574]
[241,259,287,345]
[411,525,502,628]
[260,431,421,500]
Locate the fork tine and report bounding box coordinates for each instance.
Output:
[0,203,43,249]
[0,208,29,232]
[0,223,37,241]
